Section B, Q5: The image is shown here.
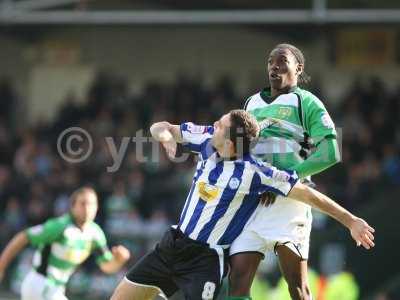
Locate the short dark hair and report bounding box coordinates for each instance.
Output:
[273,43,311,84]
[227,109,259,156]
[70,186,97,206]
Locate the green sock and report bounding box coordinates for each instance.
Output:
[225,297,252,300]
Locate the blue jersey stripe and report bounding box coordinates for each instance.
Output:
[218,174,260,245]
[208,160,224,184]
[184,199,207,235]
[197,162,245,243]
[247,155,273,177]
[178,162,206,227]
[186,142,201,153]
[178,182,197,227]
[287,170,298,186]
[200,140,215,160]
[184,160,224,236]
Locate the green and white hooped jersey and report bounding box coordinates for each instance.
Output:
[26,214,112,286]
[245,86,336,170]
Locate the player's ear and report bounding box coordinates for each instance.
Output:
[296,63,304,75]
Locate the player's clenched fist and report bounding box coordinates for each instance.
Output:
[112,245,131,262]
[349,217,375,250]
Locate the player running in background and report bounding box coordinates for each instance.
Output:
[228,43,343,300]
[110,110,374,300]
[0,186,130,300]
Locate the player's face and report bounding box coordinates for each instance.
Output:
[212,114,232,151]
[267,48,302,91]
[71,191,98,225]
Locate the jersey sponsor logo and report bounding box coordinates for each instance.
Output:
[29,224,44,235]
[202,281,216,300]
[187,123,207,134]
[228,177,241,189]
[198,181,220,202]
[321,112,334,129]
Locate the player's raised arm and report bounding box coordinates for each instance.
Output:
[151,122,215,160]
[288,183,375,250]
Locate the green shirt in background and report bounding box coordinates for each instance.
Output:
[26,214,112,286]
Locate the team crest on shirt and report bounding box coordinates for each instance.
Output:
[278,107,292,119]
[198,181,220,202]
[228,177,241,189]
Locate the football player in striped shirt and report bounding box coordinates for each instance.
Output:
[0,186,130,300]
[110,110,374,300]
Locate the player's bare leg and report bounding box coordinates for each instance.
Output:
[228,252,263,297]
[276,245,311,300]
[110,278,160,300]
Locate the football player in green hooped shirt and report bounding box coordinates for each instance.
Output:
[227,44,341,300]
[0,186,130,300]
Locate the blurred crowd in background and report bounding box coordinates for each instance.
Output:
[0,71,399,299]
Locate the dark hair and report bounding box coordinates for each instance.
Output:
[70,186,97,206]
[227,109,259,156]
[273,43,311,84]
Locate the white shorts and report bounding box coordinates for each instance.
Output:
[21,270,68,300]
[230,196,312,260]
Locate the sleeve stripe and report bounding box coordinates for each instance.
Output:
[243,96,252,111]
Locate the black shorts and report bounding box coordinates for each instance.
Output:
[125,228,229,300]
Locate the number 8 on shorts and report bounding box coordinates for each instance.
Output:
[202,281,216,300]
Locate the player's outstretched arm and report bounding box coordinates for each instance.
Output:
[99,245,131,274]
[150,121,183,159]
[288,183,375,250]
[0,231,29,281]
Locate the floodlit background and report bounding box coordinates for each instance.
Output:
[0,0,399,299]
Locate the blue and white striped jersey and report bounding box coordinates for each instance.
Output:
[176,122,298,247]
